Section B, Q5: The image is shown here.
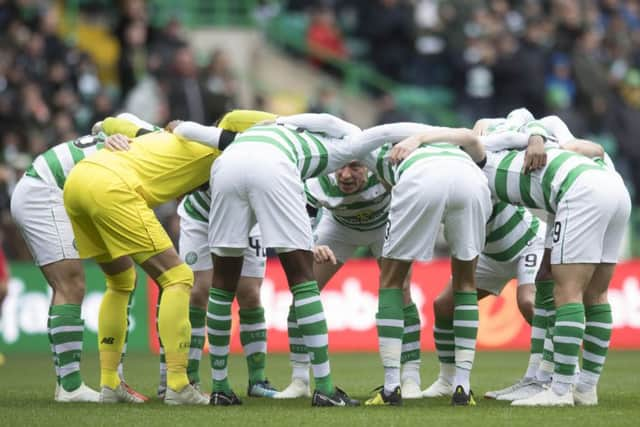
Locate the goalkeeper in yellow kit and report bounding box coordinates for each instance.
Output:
[63,110,276,405]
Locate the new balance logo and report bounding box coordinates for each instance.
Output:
[101,337,115,344]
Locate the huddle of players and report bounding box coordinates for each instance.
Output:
[10,106,629,408]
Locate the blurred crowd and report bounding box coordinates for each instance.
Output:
[1,0,639,260]
[0,0,242,259]
[292,0,640,203]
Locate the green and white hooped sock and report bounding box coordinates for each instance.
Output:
[433,315,455,383]
[291,281,333,395]
[208,288,234,393]
[552,303,585,395]
[400,303,421,386]
[453,291,478,392]
[239,307,268,385]
[376,288,404,394]
[577,303,612,393]
[50,304,85,392]
[525,280,554,379]
[47,306,61,386]
[286,304,310,382]
[187,306,206,385]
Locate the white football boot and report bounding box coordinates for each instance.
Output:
[273,378,311,399]
[511,387,574,407]
[422,377,453,398]
[401,378,423,399]
[164,383,209,405]
[56,383,101,403]
[574,387,598,406]
[497,379,547,401]
[100,383,145,403]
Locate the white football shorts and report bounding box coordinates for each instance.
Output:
[10,175,78,265]
[178,204,266,278]
[314,212,385,262]
[208,142,314,255]
[550,170,631,264]
[383,159,492,262]
[476,234,545,294]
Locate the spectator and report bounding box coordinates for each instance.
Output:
[375,92,411,124]
[545,53,576,112]
[360,0,415,82]
[165,46,208,123]
[118,19,149,98]
[572,27,610,132]
[306,6,348,69]
[307,83,344,116]
[202,50,238,122]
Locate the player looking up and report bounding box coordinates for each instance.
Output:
[179,113,435,406]
[276,161,421,399]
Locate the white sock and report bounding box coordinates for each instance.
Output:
[384,367,400,394]
[292,361,310,383]
[536,359,553,383]
[453,349,474,391]
[576,370,599,393]
[524,353,542,379]
[401,361,421,386]
[440,363,455,383]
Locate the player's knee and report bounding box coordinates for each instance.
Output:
[50,268,86,303]
[105,266,136,292]
[583,287,608,306]
[156,263,194,290]
[433,293,452,318]
[237,280,261,309]
[189,277,210,308]
[517,296,534,324]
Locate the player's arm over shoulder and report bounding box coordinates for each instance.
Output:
[172,110,277,150]
[101,113,159,138]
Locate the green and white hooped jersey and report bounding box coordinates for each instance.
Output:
[484,147,605,214]
[232,124,357,180]
[180,187,211,223]
[305,173,390,232]
[25,133,108,190]
[484,201,542,262]
[368,142,476,186]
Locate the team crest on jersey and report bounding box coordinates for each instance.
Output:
[185,251,198,265]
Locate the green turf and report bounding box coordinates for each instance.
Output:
[0,351,638,426]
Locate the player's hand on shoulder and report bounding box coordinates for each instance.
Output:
[105,134,131,151]
[390,135,422,164]
[522,135,547,174]
[165,120,183,133]
[91,121,103,135]
[313,245,337,265]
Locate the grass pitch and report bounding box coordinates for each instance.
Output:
[1,351,638,427]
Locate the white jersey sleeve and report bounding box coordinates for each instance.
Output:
[277,113,361,139]
[479,131,530,152]
[173,122,223,148]
[539,116,575,144]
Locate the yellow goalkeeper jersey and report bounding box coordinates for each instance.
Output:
[81,110,276,207]
[82,131,217,207]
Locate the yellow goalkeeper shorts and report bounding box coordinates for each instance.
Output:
[63,162,173,261]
